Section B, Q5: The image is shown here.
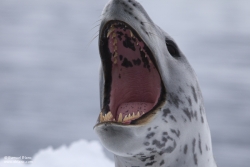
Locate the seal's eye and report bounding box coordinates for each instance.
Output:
[166,40,180,58]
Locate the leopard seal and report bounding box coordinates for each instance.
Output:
[94,0,217,167]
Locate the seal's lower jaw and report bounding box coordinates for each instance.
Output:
[95,20,166,127]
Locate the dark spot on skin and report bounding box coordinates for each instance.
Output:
[132,58,141,66]
[119,55,123,61]
[163,132,168,136]
[187,96,192,106]
[139,155,155,162]
[146,132,155,139]
[163,108,171,117]
[117,31,123,41]
[201,116,204,123]
[194,153,198,165]
[200,107,204,124]
[160,160,165,166]
[171,129,180,138]
[178,87,184,93]
[191,86,198,103]
[162,137,168,143]
[194,111,198,121]
[170,115,177,122]
[192,138,196,153]
[206,145,209,151]
[119,74,121,79]
[168,93,183,108]
[199,134,202,154]
[121,58,133,68]
[152,140,165,149]
[159,141,177,155]
[184,144,188,154]
[145,161,156,166]
[183,108,192,122]
[140,50,150,70]
[123,34,135,51]
[182,116,187,122]
[148,127,151,131]
[144,142,150,146]
[154,126,158,129]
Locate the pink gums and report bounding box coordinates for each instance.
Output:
[108,26,161,122]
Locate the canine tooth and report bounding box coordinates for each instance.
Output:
[136,42,139,46]
[132,112,135,118]
[137,112,140,117]
[113,39,117,45]
[107,28,115,38]
[103,111,113,121]
[113,52,118,58]
[114,46,118,51]
[113,58,117,64]
[130,30,134,37]
[118,113,123,122]
[112,33,116,38]
[123,115,128,122]
[100,112,104,122]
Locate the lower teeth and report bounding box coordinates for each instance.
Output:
[99,111,142,123]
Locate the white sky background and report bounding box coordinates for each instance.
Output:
[0,0,250,167]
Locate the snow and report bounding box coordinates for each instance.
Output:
[0,140,114,167]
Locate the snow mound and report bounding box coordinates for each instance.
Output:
[0,140,114,167]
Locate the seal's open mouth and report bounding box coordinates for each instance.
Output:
[98,21,166,125]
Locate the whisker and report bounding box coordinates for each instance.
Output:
[89,23,101,33]
[87,33,99,48]
[147,31,161,40]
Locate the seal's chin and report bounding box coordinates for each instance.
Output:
[96,20,166,126]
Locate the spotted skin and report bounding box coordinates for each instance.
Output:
[94,0,217,167]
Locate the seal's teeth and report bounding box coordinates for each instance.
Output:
[99,112,104,122]
[132,112,135,118]
[113,39,117,45]
[130,30,134,38]
[114,46,118,52]
[123,115,129,122]
[137,112,140,117]
[107,29,115,38]
[112,33,116,39]
[114,52,118,58]
[136,42,139,46]
[113,58,117,64]
[118,113,123,123]
[102,111,114,122]
[128,114,132,119]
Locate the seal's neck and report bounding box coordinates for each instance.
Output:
[113,131,216,167]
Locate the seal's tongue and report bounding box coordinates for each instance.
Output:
[117,102,154,123]
[107,23,161,123]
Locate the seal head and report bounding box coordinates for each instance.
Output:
[94,0,217,167]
